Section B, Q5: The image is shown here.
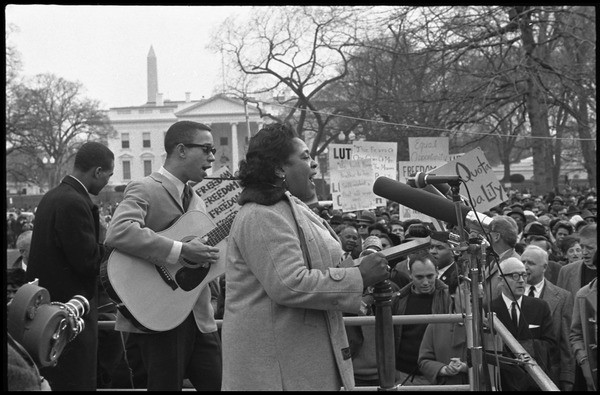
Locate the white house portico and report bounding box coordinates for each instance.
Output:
[106,46,266,187]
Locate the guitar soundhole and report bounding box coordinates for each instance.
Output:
[175,266,210,292]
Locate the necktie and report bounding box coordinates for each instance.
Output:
[182,184,192,211]
[511,301,518,329]
[528,285,536,298]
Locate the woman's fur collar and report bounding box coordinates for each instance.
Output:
[238,185,286,206]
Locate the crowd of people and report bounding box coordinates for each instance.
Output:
[6,121,597,391]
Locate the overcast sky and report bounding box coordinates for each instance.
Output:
[6,5,247,108]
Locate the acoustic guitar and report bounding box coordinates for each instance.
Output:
[100,210,235,332]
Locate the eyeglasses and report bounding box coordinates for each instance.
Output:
[183,144,216,155]
[502,272,528,281]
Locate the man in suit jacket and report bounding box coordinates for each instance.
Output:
[521,245,575,390]
[104,121,221,391]
[25,142,115,391]
[484,215,521,304]
[429,231,459,295]
[557,224,597,302]
[490,257,557,391]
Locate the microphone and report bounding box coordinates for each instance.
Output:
[407,172,461,188]
[373,176,493,234]
[360,236,383,257]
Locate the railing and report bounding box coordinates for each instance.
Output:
[97,312,559,391]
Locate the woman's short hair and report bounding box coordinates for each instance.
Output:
[551,220,574,236]
[557,235,580,255]
[237,123,298,188]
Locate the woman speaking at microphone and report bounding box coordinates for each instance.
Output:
[221,123,390,391]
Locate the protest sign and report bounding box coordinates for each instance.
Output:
[351,141,397,208]
[329,144,354,210]
[397,160,446,183]
[193,166,242,227]
[408,137,449,162]
[334,159,376,212]
[432,147,507,212]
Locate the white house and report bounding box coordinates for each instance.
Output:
[106,47,267,187]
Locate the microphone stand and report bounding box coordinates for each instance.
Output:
[374,278,397,390]
[449,180,483,391]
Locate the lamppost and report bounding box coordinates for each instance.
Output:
[42,156,56,193]
[337,130,356,143]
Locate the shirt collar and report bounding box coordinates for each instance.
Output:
[67,175,88,194]
[158,166,185,197]
[501,292,522,310]
[529,278,544,296]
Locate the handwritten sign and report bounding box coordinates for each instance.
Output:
[432,147,507,212]
[409,137,449,162]
[329,144,354,210]
[351,141,397,208]
[193,166,242,227]
[334,159,376,212]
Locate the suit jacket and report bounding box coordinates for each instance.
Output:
[569,278,597,391]
[544,259,562,285]
[104,171,216,334]
[222,192,363,391]
[438,262,459,295]
[418,321,469,385]
[491,295,557,391]
[25,175,105,390]
[557,260,588,307]
[540,280,575,384]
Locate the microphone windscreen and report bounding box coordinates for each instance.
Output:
[373,177,470,225]
[362,235,383,252]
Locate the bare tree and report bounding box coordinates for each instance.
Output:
[210,6,377,156]
[6,73,116,190]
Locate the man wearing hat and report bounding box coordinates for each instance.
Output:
[580,209,596,225]
[429,231,459,295]
[356,210,376,242]
[508,207,526,240]
[549,196,565,216]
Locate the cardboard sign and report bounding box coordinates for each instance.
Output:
[193,166,242,227]
[351,141,397,208]
[408,137,449,162]
[330,158,376,211]
[432,147,507,212]
[329,144,354,211]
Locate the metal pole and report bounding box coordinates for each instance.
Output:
[373,279,398,391]
[489,314,560,391]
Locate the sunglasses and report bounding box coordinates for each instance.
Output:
[183,143,216,155]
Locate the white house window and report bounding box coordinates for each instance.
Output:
[143,132,151,148]
[123,160,131,180]
[220,137,228,146]
[121,133,130,149]
[143,160,152,176]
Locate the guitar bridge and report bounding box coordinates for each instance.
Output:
[155,265,178,290]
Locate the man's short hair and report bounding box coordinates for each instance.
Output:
[490,215,519,247]
[164,121,212,155]
[408,251,437,271]
[522,244,548,264]
[74,142,114,172]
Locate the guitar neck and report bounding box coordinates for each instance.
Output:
[205,216,235,247]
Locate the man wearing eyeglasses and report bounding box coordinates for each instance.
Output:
[105,120,222,391]
[490,257,557,391]
[521,245,575,391]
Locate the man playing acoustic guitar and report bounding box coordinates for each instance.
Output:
[104,121,222,391]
